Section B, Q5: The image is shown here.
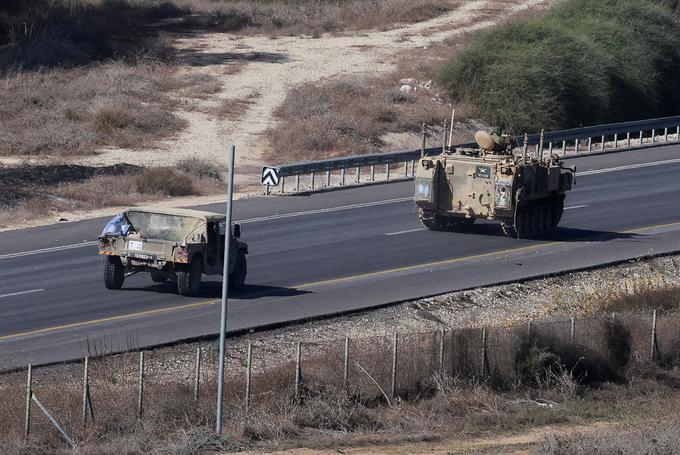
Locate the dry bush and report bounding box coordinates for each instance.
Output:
[177,157,223,180]
[134,168,196,197]
[0,63,219,157]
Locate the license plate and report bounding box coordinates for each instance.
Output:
[131,253,155,260]
[128,240,143,251]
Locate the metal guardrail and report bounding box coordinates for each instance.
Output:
[264,115,680,194]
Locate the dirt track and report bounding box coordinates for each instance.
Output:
[78,0,549,190]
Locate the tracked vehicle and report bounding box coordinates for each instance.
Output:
[98,207,248,296]
[414,129,574,238]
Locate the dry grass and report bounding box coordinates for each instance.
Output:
[0,62,222,157]
[265,35,481,163]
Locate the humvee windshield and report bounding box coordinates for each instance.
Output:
[125,212,204,243]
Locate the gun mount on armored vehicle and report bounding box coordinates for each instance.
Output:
[98,207,248,296]
[414,128,574,238]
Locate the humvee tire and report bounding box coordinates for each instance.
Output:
[150,271,166,283]
[103,256,125,289]
[229,250,247,290]
[177,259,202,296]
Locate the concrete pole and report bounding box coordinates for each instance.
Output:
[216,144,236,435]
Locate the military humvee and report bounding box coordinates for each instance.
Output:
[98,207,248,296]
[414,129,574,238]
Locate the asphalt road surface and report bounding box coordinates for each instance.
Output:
[2,145,680,369]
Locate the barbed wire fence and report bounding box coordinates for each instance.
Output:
[4,309,680,448]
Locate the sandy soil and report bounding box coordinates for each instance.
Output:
[76,0,549,191]
[237,422,612,455]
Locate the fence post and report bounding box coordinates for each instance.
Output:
[31,394,75,449]
[24,363,32,444]
[194,347,201,401]
[421,123,426,158]
[650,309,657,362]
[391,334,398,400]
[294,341,302,401]
[626,131,631,147]
[480,328,487,378]
[81,357,90,428]
[245,342,252,413]
[439,328,445,374]
[343,336,350,390]
[138,351,144,419]
[570,317,576,343]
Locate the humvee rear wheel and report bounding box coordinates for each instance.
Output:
[103,256,125,289]
[177,259,202,296]
[150,270,166,283]
[229,250,247,290]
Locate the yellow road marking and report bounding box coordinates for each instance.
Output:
[3,219,680,342]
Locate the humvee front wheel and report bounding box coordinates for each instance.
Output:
[177,259,202,296]
[103,256,125,290]
[419,209,446,231]
[229,250,247,290]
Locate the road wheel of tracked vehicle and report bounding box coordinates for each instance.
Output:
[501,222,517,238]
[177,258,202,296]
[419,209,446,231]
[150,270,166,283]
[551,196,565,229]
[103,256,125,290]
[229,250,247,291]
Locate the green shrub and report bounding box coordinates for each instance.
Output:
[439,0,680,132]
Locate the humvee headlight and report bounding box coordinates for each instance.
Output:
[416,179,432,202]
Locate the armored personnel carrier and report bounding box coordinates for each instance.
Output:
[414,129,574,238]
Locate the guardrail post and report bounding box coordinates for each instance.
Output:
[355,166,360,184]
[370,165,374,182]
[385,164,390,180]
[561,140,566,155]
[614,133,618,148]
[665,127,668,141]
[280,177,285,194]
[341,168,346,186]
[411,160,416,176]
[587,137,592,152]
[404,161,409,178]
[652,129,656,144]
[325,170,331,188]
[574,138,579,154]
[295,174,300,192]
[677,126,680,142]
[640,130,644,146]
[310,172,315,190]
[626,132,631,147]
[600,135,605,150]
[548,142,553,155]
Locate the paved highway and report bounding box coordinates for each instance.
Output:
[2,145,680,369]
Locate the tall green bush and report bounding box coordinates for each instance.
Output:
[439,0,680,132]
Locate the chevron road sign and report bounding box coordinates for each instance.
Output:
[261,166,281,186]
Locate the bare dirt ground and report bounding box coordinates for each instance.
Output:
[70,0,549,190]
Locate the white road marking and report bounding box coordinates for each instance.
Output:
[0,241,99,260]
[238,197,412,224]
[0,289,45,299]
[564,205,588,210]
[385,228,425,236]
[579,158,680,176]
[3,157,679,260]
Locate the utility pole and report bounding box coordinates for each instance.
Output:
[216,144,235,434]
